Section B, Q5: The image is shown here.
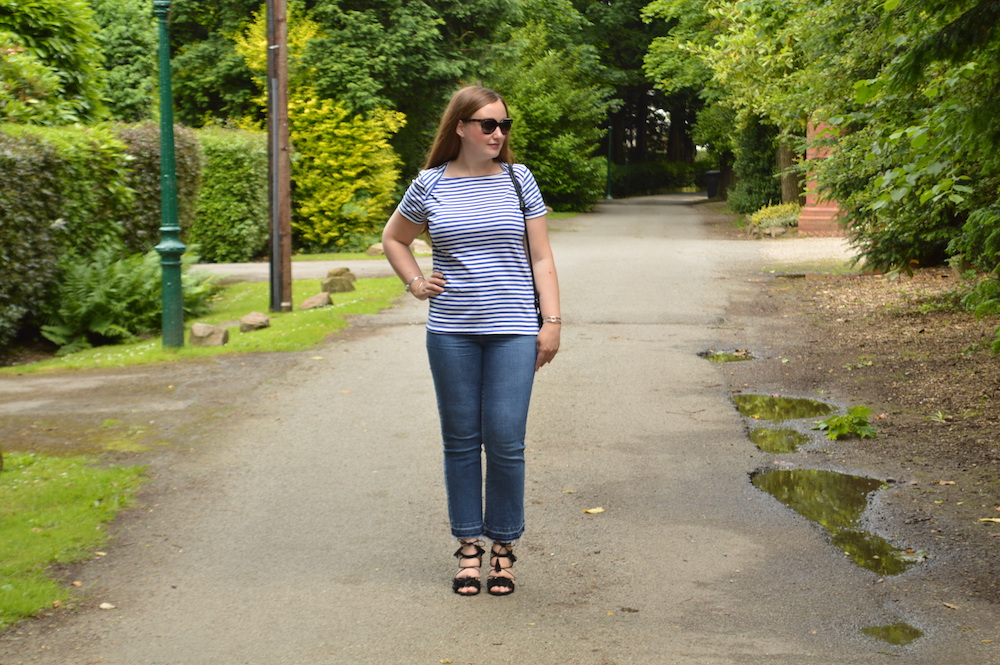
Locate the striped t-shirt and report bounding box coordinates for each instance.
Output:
[396,162,547,335]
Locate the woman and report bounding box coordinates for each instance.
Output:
[382,86,561,596]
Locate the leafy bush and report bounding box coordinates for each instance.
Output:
[0,130,62,347]
[2,123,132,257]
[90,0,156,122]
[727,115,781,214]
[0,0,106,123]
[749,202,802,229]
[190,128,269,262]
[114,122,202,253]
[290,98,405,251]
[41,249,220,354]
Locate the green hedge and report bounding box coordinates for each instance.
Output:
[0,131,62,347]
[189,128,269,262]
[114,122,201,254]
[0,123,202,348]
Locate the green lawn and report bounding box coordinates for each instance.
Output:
[2,276,401,374]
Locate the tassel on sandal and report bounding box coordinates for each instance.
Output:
[487,542,517,596]
[452,540,485,596]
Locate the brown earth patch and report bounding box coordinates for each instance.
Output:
[698,200,1000,607]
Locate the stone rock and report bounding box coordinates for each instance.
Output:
[366,243,384,256]
[240,311,271,332]
[322,276,355,293]
[326,267,356,281]
[300,292,332,310]
[189,323,229,347]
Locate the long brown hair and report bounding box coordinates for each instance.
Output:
[424,85,516,169]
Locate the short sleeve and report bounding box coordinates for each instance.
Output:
[395,172,431,225]
[514,164,547,220]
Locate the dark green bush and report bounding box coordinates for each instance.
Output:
[2,124,132,256]
[114,123,201,253]
[42,248,220,354]
[610,161,698,198]
[190,128,269,262]
[727,115,781,214]
[0,131,62,347]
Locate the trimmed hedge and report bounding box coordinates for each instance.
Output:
[114,122,201,254]
[0,122,201,348]
[0,131,62,347]
[189,128,269,262]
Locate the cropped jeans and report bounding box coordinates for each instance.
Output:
[426,332,536,542]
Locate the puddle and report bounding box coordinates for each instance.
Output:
[861,622,924,646]
[749,427,810,453]
[752,468,921,575]
[699,349,755,363]
[733,394,834,422]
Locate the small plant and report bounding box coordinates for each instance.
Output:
[748,202,802,229]
[812,405,878,440]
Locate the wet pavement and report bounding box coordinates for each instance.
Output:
[1,195,996,665]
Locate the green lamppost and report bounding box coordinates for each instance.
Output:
[153,0,185,348]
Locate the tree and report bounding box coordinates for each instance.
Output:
[488,0,614,210]
[89,0,157,122]
[168,0,261,126]
[304,0,519,174]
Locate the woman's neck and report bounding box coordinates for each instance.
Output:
[445,155,502,178]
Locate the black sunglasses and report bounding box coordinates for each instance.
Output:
[462,117,513,135]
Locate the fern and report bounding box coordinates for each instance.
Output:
[43,248,219,353]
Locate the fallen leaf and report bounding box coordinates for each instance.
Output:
[562,489,577,494]
[98,602,116,610]
[937,480,956,485]
[979,518,1000,523]
[94,551,107,557]
[942,602,960,610]
[584,507,604,514]
[71,581,83,587]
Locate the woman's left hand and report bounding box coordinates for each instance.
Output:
[535,322,560,371]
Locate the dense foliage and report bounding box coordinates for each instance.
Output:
[0,0,106,123]
[114,122,202,254]
[89,0,157,122]
[0,130,62,347]
[643,0,1000,349]
[290,99,405,251]
[41,249,219,354]
[189,128,269,262]
[489,0,614,211]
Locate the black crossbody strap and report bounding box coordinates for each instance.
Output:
[504,162,542,327]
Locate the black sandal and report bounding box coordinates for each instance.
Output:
[487,542,517,596]
[452,540,485,596]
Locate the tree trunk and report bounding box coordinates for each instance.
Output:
[777,141,803,204]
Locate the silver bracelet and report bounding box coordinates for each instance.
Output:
[405,275,424,292]
[542,316,562,324]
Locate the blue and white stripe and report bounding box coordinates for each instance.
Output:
[396,162,546,335]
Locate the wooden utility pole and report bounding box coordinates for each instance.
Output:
[267,0,292,312]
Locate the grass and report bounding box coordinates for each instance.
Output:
[0,454,146,629]
[1,276,401,374]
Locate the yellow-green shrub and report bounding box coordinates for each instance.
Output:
[289,98,405,251]
[748,202,802,229]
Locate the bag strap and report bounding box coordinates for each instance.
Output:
[504,162,536,287]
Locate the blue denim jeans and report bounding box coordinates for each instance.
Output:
[426,332,536,542]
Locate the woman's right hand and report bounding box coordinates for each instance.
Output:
[411,271,446,300]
